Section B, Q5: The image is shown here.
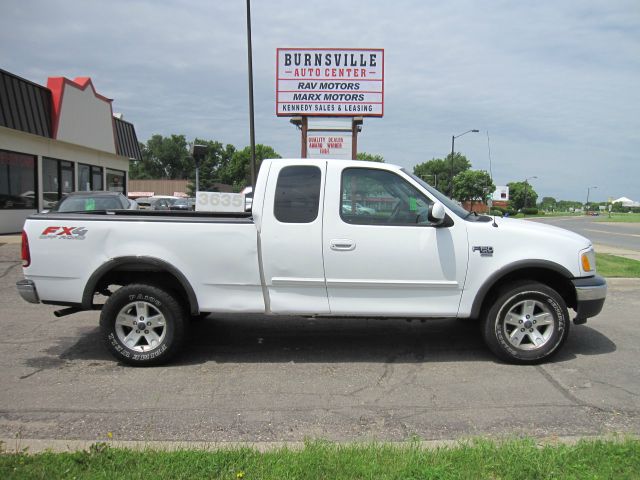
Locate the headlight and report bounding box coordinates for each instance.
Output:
[581,247,596,274]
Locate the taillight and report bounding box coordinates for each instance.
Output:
[21,230,31,267]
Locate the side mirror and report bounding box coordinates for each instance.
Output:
[428,201,446,225]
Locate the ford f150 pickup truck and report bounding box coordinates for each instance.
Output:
[17,159,607,366]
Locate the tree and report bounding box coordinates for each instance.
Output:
[186,139,236,195]
[508,181,539,210]
[556,200,583,212]
[219,144,282,192]
[132,134,192,179]
[413,153,471,194]
[538,196,557,211]
[452,170,495,207]
[356,152,384,162]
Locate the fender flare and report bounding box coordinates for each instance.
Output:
[469,259,573,318]
[82,256,199,315]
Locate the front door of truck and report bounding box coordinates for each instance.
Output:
[259,161,330,314]
[322,164,468,316]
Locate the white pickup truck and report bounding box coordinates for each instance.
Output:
[17,159,606,366]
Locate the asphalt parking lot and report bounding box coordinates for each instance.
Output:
[0,236,638,444]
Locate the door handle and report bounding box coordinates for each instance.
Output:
[330,239,356,251]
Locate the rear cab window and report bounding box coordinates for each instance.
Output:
[274,166,322,223]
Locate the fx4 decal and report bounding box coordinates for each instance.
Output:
[472,246,494,257]
[40,226,88,240]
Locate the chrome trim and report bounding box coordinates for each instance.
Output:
[575,283,607,302]
[16,279,40,304]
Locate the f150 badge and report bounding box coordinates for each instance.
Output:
[472,246,494,257]
[40,226,88,240]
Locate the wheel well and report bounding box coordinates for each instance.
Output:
[477,268,576,319]
[82,258,199,315]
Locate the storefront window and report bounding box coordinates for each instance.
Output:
[79,164,104,191]
[92,166,103,190]
[0,150,36,210]
[106,169,125,193]
[43,157,75,204]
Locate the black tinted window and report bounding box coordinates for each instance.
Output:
[274,166,321,223]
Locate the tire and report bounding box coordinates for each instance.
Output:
[482,281,570,364]
[100,284,187,366]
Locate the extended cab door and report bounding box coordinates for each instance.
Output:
[259,161,330,314]
[322,163,468,316]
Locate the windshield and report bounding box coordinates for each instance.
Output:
[402,169,470,219]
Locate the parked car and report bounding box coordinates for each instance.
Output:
[169,198,194,211]
[49,191,138,212]
[135,197,153,210]
[136,196,181,211]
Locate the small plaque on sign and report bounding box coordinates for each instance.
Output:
[196,192,245,212]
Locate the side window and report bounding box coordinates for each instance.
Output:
[274,166,322,223]
[341,168,433,226]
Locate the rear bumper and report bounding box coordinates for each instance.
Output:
[572,275,607,319]
[16,279,40,304]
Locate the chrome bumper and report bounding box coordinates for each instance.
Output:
[16,279,40,304]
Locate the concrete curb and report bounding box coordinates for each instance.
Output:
[1,435,637,454]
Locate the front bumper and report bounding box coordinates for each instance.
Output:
[16,279,40,304]
[572,275,607,320]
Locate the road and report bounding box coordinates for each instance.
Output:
[0,241,638,444]
[527,215,640,252]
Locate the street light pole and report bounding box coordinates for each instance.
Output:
[450,129,479,197]
[586,186,597,212]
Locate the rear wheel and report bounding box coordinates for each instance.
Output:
[100,284,186,366]
[482,281,570,364]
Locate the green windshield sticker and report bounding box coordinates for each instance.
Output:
[85,199,96,210]
[409,197,417,211]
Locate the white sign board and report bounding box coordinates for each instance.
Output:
[276,48,384,117]
[492,186,509,201]
[196,191,245,212]
[307,133,352,159]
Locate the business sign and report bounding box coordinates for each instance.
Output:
[307,133,352,159]
[276,48,384,117]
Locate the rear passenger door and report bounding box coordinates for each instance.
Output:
[259,162,330,315]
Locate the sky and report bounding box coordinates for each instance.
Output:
[2,0,639,202]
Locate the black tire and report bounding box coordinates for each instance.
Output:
[100,284,187,366]
[482,281,570,364]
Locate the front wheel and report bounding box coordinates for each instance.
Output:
[482,281,570,364]
[100,284,187,366]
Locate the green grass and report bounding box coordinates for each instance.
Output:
[2,438,640,479]
[597,253,640,278]
[596,213,640,223]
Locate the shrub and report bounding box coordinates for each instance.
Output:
[522,207,539,215]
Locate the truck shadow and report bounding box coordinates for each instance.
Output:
[32,316,616,368]
[175,315,616,366]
